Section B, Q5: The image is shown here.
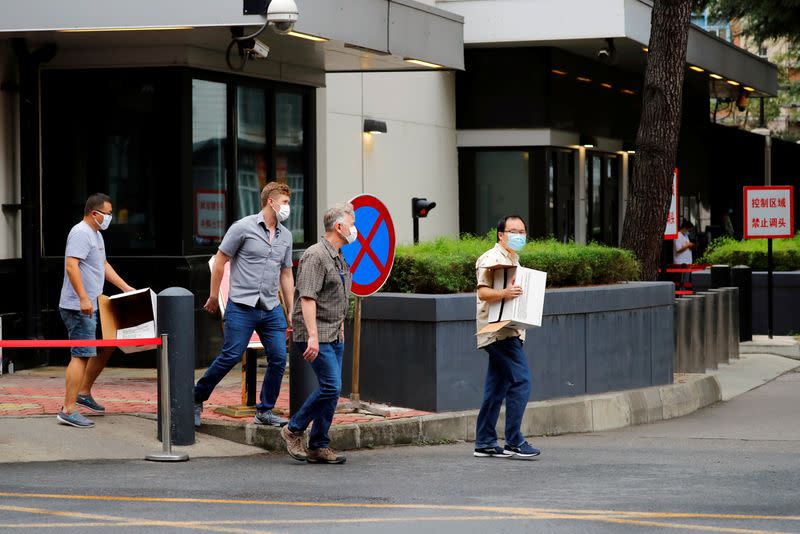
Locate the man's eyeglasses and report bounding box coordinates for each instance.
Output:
[94,209,112,216]
[503,230,527,236]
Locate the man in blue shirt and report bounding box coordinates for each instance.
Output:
[194,182,295,427]
[58,193,135,428]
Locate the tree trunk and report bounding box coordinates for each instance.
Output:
[621,0,693,280]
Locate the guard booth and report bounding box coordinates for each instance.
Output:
[0,0,464,371]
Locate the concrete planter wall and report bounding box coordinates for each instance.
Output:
[693,270,800,335]
[342,282,674,412]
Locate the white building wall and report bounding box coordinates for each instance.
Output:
[324,71,459,244]
[0,42,19,260]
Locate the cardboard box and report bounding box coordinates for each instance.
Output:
[477,265,547,335]
[99,288,158,353]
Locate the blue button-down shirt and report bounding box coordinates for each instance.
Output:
[218,212,293,310]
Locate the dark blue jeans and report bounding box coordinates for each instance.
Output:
[475,336,532,449]
[288,340,344,450]
[194,300,287,413]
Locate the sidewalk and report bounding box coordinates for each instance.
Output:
[1,340,798,462]
[0,364,429,425]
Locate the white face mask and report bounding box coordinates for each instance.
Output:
[273,202,290,222]
[95,211,112,231]
[340,224,358,244]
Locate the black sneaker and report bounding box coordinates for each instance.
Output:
[474,445,513,458]
[76,394,105,414]
[504,441,541,458]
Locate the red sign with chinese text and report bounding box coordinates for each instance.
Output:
[743,186,794,239]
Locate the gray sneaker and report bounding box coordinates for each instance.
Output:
[56,410,95,428]
[194,402,203,427]
[76,394,105,414]
[253,410,288,427]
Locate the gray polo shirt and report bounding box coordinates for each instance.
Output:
[59,221,106,311]
[219,212,293,310]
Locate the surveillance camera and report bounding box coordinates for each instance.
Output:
[597,38,616,63]
[246,38,270,59]
[267,0,299,34]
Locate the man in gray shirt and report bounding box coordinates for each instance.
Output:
[195,182,295,427]
[57,193,135,428]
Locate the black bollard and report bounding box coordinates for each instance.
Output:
[157,288,195,446]
[289,341,318,416]
[710,265,731,289]
[731,265,752,342]
[696,292,719,370]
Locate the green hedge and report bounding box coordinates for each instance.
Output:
[699,234,800,271]
[382,233,640,294]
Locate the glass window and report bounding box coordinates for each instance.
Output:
[474,151,530,234]
[41,69,182,256]
[590,155,602,242]
[192,80,228,247]
[236,86,268,219]
[275,92,306,243]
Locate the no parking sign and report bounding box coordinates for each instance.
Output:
[342,195,396,297]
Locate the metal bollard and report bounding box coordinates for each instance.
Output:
[726,287,740,359]
[710,265,731,289]
[156,288,195,446]
[731,265,752,342]
[289,341,318,416]
[146,334,189,462]
[684,295,706,373]
[709,289,730,365]
[695,292,719,371]
[674,298,690,373]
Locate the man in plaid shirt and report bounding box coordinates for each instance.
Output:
[280,203,355,464]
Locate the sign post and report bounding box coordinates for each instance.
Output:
[664,169,679,240]
[342,195,396,406]
[743,186,795,338]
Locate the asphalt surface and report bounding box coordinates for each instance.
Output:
[1,369,798,533]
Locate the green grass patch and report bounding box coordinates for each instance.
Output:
[383,233,640,294]
[699,233,800,271]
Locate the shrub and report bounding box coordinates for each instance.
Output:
[382,233,640,294]
[699,233,800,271]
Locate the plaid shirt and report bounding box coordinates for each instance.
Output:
[292,238,352,343]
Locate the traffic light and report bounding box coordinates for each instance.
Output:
[412,197,437,219]
[411,197,436,244]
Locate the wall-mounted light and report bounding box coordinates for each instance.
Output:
[576,76,592,83]
[404,58,443,69]
[621,88,637,95]
[642,47,649,52]
[743,86,755,92]
[689,65,705,73]
[709,73,723,80]
[580,134,598,148]
[726,79,741,86]
[287,30,328,42]
[551,69,568,76]
[364,119,388,134]
[622,141,636,154]
[600,82,613,89]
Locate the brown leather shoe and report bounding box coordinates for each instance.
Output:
[307,447,346,464]
[280,425,308,461]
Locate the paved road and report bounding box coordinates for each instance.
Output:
[1,370,798,533]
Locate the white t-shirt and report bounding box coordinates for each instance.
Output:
[673,232,692,265]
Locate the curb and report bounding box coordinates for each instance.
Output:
[740,342,800,361]
[197,374,723,452]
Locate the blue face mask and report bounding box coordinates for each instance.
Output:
[506,233,526,251]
